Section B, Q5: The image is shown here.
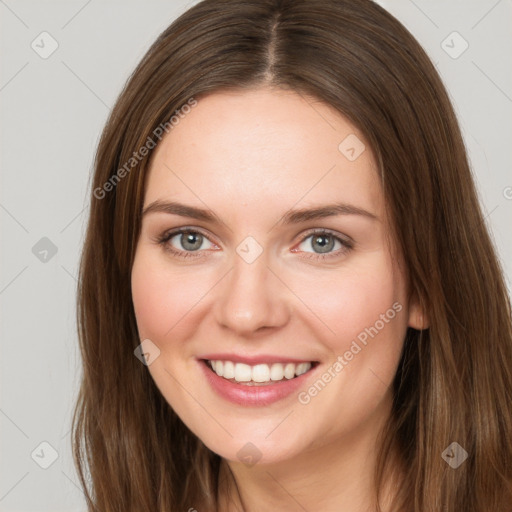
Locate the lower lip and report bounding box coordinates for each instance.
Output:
[198,360,317,406]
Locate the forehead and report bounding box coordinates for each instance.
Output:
[144,87,383,219]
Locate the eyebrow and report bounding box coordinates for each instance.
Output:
[141,200,378,224]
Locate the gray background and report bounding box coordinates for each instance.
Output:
[1,1,510,510]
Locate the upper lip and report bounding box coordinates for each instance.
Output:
[198,353,318,365]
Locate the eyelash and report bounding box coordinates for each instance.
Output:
[156,227,354,261]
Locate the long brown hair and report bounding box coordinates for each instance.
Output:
[72,0,512,510]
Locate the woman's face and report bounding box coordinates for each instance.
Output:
[131,87,424,465]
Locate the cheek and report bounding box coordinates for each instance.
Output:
[290,253,408,421]
[288,260,407,440]
[131,249,212,343]
[293,259,406,352]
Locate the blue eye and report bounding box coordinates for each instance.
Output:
[158,228,215,258]
[299,233,341,253]
[295,230,353,260]
[169,231,213,252]
[157,228,353,261]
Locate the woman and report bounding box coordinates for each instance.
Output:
[72,0,512,510]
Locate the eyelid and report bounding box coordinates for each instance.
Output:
[293,227,354,246]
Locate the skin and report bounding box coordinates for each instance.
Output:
[131,86,427,511]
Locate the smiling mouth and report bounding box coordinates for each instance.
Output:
[203,359,318,386]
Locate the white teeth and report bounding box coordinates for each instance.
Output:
[214,361,223,377]
[208,360,312,383]
[270,363,284,381]
[295,363,310,376]
[234,363,252,382]
[223,360,235,379]
[284,363,295,379]
[252,364,270,383]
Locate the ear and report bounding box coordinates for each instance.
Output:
[407,292,429,330]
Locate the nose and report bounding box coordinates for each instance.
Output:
[213,252,291,336]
